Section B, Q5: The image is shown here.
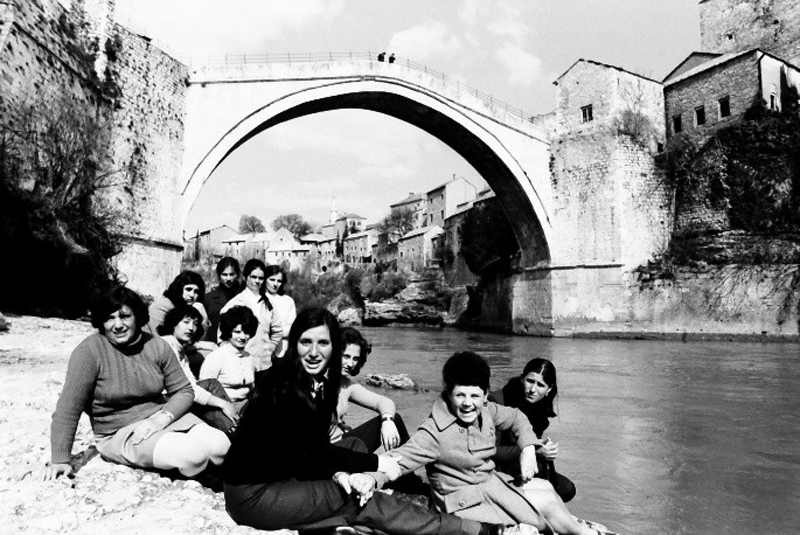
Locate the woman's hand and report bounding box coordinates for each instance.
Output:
[333,471,352,494]
[130,412,170,445]
[377,453,401,481]
[43,462,72,481]
[219,400,240,425]
[348,473,376,506]
[539,438,559,460]
[519,444,538,482]
[380,419,401,451]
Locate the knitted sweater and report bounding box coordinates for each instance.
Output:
[198,342,255,402]
[50,332,194,464]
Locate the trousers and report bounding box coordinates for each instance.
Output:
[224,478,483,535]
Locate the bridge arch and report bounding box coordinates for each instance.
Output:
[180,75,552,268]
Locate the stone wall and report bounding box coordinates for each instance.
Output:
[0,0,188,298]
[0,0,103,122]
[700,0,800,64]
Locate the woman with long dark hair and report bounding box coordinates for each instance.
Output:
[490,358,575,502]
[222,308,506,535]
[219,259,282,371]
[147,270,208,334]
[263,264,296,358]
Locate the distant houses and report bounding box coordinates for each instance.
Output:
[185,173,486,275]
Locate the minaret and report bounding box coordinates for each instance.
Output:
[329,195,339,224]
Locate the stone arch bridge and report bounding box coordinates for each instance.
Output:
[127,54,664,336]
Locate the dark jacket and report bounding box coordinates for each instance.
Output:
[203,285,237,342]
[222,360,378,485]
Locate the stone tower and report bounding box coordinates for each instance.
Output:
[699,0,800,64]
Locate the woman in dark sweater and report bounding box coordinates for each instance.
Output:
[490,358,576,503]
[222,308,505,535]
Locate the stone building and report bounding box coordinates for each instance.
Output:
[389,192,427,231]
[397,226,444,272]
[182,224,237,263]
[549,59,670,272]
[424,175,478,228]
[343,226,379,264]
[699,0,800,64]
[664,49,800,143]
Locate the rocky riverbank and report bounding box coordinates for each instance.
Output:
[0,315,281,535]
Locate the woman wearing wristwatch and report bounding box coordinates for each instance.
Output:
[330,327,410,452]
[44,286,230,481]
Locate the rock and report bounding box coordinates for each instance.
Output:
[445,287,470,326]
[337,307,363,326]
[363,373,417,390]
[0,312,9,331]
[363,302,443,326]
[327,293,356,316]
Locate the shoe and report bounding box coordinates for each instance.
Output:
[503,524,541,535]
[574,517,619,535]
[478,523,507,535]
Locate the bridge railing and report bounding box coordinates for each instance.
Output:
[187,51,544,125]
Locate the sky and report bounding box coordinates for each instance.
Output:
[113,0,702,235]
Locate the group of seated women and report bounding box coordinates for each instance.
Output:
[43,256,617,535]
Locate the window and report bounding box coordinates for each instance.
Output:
[672,115,682,134]
[694,105,706,126]
[718,96,731,118]
[770,93,777,110]
[580,104,593,123]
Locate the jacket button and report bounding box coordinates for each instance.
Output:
[459,500,466,507]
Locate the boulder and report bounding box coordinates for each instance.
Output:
[363,373,417,390]
[0,312,9,331]
[327,293,356,316]
[337,307,363,326]
[363,302,443,326]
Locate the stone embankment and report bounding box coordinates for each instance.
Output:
[0,315,283,535]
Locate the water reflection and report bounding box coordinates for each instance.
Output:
[351,327,800,534]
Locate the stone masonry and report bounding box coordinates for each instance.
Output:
[700,0,800,64]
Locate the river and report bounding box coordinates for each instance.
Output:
[346,326,800,535]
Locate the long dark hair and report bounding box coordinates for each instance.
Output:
[215,256,241,294]
[163,271,206,307]
[268,307,342,426]
[341,326,371,376]
[521,357,558,411]
[242,259,273,310]
[264,264,287,296]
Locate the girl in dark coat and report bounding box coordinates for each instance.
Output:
[490,358,576,503]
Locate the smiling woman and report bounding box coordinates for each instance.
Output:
[45,286,230,482]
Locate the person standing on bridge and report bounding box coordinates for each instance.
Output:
[388,53,396,63]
